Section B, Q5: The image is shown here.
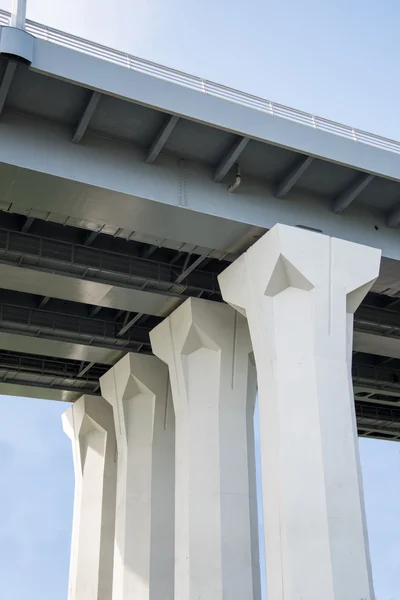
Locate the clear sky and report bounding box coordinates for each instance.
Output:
[0,0,399,598]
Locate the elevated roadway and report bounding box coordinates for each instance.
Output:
[0,9,400,440]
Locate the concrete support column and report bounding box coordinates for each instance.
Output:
[218,224,381,600]
[62,395,117,600]
[150,298,260,600]
[100,353,175,600]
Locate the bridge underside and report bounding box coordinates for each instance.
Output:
[0,212,398,440]
[1,32,400,441]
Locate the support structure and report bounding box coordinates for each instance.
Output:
[150,298,260,600]
[218,224,381,600]
[100,353,175,600]
[334,173,374,213]
[276,155,313,198]
[11,0,27,29]
[62,395,117,600]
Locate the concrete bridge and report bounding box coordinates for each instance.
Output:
[0,2,398,599]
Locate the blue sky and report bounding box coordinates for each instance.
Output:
[0,0,399,597]
[1,402,399,600]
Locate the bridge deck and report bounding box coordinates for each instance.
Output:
[0,12,400,440]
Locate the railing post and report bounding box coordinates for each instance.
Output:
[10,0,27,29]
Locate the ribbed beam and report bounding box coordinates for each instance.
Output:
[117,312,143,337]
[84,229,100,246]
[0,300,153,351]
[214,137,249,182]
[38,296,50,309]
[0,331,121,365]
[0,375,100,397]
[276,156,313,198]
[0,227,219,301]
[77,361,96,378]
[0,349,104,380]
[0,349,105,395]
[0,61,17,116]
[145,115,179,163]
[352,361,400,396]
[72,91,101,144]
[355,401,400,441]
[387,203,400,228]
[334,173,374,213]
[355,304,400,335]
[21,216,34,233]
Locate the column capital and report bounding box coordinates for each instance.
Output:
[150,297,252,362]
[101,353,168,406]
[219,224,381,315]
[100,353,169,445]
[62,394,113,439]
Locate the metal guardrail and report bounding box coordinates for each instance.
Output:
[0,10,8,26]
[1,9,400,156]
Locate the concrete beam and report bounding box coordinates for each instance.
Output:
[354,331,400,361]
[0,331,123,364]
[38,295,50,309]
[83,229,100,245]
[0,380,81,402]
[72,91,101,144]
[145,115,179,163]
[0,224,219,298]
[0,368,100,399]
[214,136,249,182]
[76,361,96,378]
[3,113,400,262]
[355,304,400,335]
[21,215,34,233]
[0,263,180,317]
[0,298,152,351]
[0,62,17,116]
[117,312,142,338]
[276,156,313,198]
[387,202,400,228]
[30,35,400,185]
[334,173,374,213]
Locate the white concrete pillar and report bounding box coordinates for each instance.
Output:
[150,298,260,600]
[62,395,117,600]
[247,356,262,600]
[218,224,381,600]
[100,353,175,600]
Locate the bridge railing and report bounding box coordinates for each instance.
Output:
[1,8,400,155]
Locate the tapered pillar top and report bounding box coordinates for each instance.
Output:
[62,394,113,441]
[218,224,381,315]
[150,296,250,361]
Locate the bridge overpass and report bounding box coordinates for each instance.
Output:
[0,7,400,441]
[0,3,397,600]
